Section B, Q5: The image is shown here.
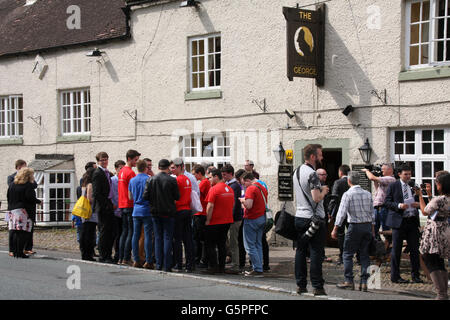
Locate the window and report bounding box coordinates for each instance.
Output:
[0,95,23,138]
[60,89,91,135]
[180,133,230,171]
[189,34,221,91]
[391,128,450,198]
[36,171,75,224]
[406,0,450,68]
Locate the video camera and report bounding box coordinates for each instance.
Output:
[364,164,383,177]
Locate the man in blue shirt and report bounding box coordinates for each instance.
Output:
[128,160,153,269]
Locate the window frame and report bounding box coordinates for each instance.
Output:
[180,133,231,171]
[59,88,91,136]
[390,128,450,198]
[0,95,23,139]
[188,34,222,92]
[405,0,450,69]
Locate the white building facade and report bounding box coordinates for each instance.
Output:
[0,0,449,228]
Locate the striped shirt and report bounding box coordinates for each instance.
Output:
[335,185,374,226]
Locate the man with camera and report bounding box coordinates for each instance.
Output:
[331,171,374,292]
[362,163,396,241]
[384,164,423,284]
[293,144,329,296]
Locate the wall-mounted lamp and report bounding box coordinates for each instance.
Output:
[86,48,105,57]
[285,108,295,119]
[180,0,199,7]
[358,138,372,164]
[273,142,286,164]
[342,105,354,116]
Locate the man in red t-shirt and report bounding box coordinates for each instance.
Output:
[239,171,267,277]
[117,149,140,265]
[171,158,194,272]
[201,168,234,274]
[192,164,211,267]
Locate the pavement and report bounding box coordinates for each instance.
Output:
[0,225,446,300]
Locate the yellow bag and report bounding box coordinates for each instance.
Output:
[72,196,92,219]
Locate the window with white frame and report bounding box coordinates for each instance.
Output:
[391,128,449,198]
[189,34,221,91]
[0,95,23,138]
[180,133,230,172]
[36,171,76,224]
[405,0,450,68]
[60,89,91,135]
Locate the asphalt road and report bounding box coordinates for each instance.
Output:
[0,246,431,304]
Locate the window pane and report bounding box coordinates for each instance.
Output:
[192,41,198,56]
[437,0,446,16]
[57,173,63,183]
[422,143,432,154]
[422,162,432,177]
[216,71,221,86]
[215,37,221,52]
[434,143,444,154]
[192,73,198,88]
[199,56,205,71]
[199,73,205,87]
[50,173,55,183]
[405,143,415,154]
[434,129,444,140]
[422,130,432,141]
[410,24,420,44]
[422,1,430,20]
[192,57,198,72]
[215,54,221,69]
[406,131,415,141]
[395,143,403,154]
[394,131,404,142]
[434,161,444,173]
[209,71,215,87]
[421,44,429,63]
[434,40,445,61]
[64,173,70,183]
[208,37,214,53]
[208,54,214,70]
[410,45,419,65]
[421,22,430,42]
[411,2,421,23]
[199,40,204,55]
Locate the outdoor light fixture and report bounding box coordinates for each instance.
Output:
[273,142,286,164]
[342,105,354,116]
[358,138,372,164]
[285,108,295,119]
[86,48,105,57]
[180,0,199,7]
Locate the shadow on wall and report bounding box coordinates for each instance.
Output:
[324,19,376,156]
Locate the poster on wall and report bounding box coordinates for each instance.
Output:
[283,5,325,86]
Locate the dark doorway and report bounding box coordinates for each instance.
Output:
[319,149,342,248]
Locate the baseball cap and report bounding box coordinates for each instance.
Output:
[173,157,184,166]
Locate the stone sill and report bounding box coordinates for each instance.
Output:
[56,135,91,143]
[399,65,450,82]
[0,138,23,145]
[185,89,222,101]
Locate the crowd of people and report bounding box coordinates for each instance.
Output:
[4,144,449,300]
[293,144,449,300]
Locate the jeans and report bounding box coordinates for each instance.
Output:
[132,216,153,263]
[173,210,194,270]
[374,206,390,239]
[152,216,175,271]
[243,215,266,273]
[119,208,133,262]
[294,216,326,289]
[343,223,372,284]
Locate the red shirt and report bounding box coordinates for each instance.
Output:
[176,175,192,211]
[118,166,135,208]
[206,182,234,225]
[195,178,211,216]
[244,182,267,220]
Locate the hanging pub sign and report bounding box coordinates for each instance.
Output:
[283,4,325,86]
